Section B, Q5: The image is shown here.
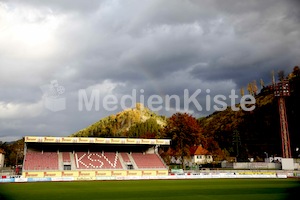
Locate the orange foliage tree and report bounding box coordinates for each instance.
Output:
[164,113,202,169]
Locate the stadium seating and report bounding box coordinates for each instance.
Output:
[74,152,123,169]
[23,150,167,171]
[62,152,71,163]
[23,152,59,170]
[131,153,166,169]
[120,152,131,163]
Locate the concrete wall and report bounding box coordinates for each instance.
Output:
[233,162,281,170]
[281,158,294,170]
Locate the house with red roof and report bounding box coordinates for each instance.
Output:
[189,145,213,164]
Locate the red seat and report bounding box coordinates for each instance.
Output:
[131,153,166,169]
[120,153,131,162]
[62,152,71,162]
[23,152,58,171]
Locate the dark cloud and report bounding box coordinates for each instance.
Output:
[0,0,299,140]
[6,0,104,13]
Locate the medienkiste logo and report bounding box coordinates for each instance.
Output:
[40,80,66,112]
[40,80,256,113]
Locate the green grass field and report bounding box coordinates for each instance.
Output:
[0,179,299,200]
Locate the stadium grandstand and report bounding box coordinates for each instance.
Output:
[22,136,170,180]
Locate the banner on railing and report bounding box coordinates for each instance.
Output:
[24,136,171,145]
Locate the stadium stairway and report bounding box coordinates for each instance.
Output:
[119,153,138,170]
[127,153,138,169]
[58,153,63,170]
[157,153,168,168]
[58,152,76,170]
[70,152,76,170]
[117,153,127,169]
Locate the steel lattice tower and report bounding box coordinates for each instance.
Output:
[274,80,291,158]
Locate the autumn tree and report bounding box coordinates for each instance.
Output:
[291,66,300,78]
[164,113,202,169]
[2,139,24,167]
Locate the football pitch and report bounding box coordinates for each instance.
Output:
[0,179,299,200]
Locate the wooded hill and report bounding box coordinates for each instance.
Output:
[72,103,166,139]
[199,67,300,161]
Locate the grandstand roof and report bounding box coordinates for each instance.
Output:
[24,136,170,145]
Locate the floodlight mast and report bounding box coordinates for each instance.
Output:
[274,80,291,158]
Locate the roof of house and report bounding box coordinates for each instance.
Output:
[190,145,210,155]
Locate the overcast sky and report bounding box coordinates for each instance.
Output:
[0,0,299,141]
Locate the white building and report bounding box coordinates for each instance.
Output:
[190,146,213,165]
[0,148,5,168]
[265,156,282,163]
